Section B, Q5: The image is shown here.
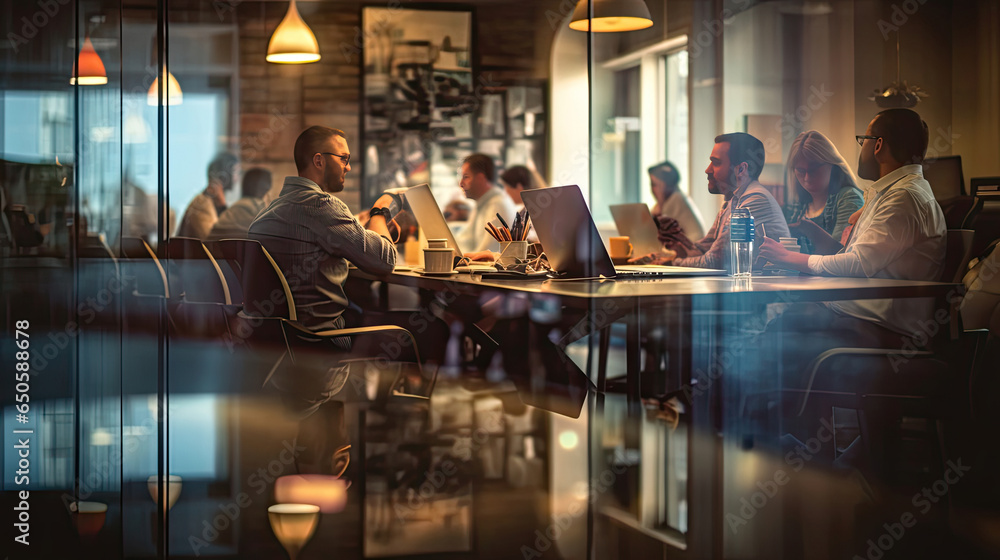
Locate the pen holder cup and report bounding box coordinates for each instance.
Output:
[498,241,529,267]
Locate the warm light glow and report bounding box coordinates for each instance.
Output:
[70,36,108,85]
[147,474,183,512]
[569,0,654,32]
[266,0,321,64]
[147,71,184,106]
[275,475,349,514]
[268,504,321,560]
[558,430,579,450]
[70,501,108,537]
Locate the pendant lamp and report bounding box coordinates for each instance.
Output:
[266,0,321,64]
[868,30,927,108]
[569,0,653,32]
[147,71,184,106]
[70,36,108,85]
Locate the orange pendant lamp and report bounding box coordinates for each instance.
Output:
[70,36,108,85]
[266,0,321,64]
[147,71,184,106]
[569,0,653,32]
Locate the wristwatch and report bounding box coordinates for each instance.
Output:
[369,206,393,220]
[369,191,403,220]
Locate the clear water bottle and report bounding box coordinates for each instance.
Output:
[729,207,754,278]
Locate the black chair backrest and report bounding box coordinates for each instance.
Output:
[218,239,296,320]
[165,237,231,304]
[969,177,1000,257]
[120,236,169,297]
[923,155,965,199]
[942,229,975,284]
[205,240,244,305]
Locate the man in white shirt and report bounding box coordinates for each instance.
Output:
[453,153,517,253]
[760,108,946,338]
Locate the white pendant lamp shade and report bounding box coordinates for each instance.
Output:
[267,0,321,64]
[147,71,183,106]
[569,0,654,32]
[70,36,108,85]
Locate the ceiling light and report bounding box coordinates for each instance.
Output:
[147,71,183,106]
[569,0,654,32]
[266,0,321,64]
[70,36,107,85]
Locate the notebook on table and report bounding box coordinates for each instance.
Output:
[521,185,725,279]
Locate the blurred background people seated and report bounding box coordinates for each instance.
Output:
[208,167,272,241]
[177,152,240,240]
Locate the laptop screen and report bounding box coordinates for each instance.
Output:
[521,185,616,278]
[405,183,463,261]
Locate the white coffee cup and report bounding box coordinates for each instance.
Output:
[423,248,454,273]
[426,238,448,249]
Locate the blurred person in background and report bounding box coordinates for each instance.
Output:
[208,167,272,241]
[177,153,240,239]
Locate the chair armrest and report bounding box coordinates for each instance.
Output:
[282,320,423,364]
[797,347,934,415]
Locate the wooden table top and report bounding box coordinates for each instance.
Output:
[351,268,960,304]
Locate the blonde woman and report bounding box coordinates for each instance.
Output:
[783,131,864,254]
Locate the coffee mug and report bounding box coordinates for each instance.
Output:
[423,248,454,273]
[609,236,632,259]
[426,238,448,249]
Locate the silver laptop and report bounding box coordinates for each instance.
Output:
[404,183,466,262]
[610,203,663,256]
[521,185,725,279]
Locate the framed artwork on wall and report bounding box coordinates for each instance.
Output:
[360,5,476,209]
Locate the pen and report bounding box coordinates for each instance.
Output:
[485,226,499,242]
[496,212,510,230]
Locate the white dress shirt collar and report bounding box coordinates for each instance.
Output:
[868,164,923,194]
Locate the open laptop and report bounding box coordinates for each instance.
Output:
[609,203,663,256]
[521,185,725,279]
[404,183,494,268]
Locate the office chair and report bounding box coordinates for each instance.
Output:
[161,237,241,339]
[969,177,1000,257]
[772,229,981,485]
[218,239,434,407]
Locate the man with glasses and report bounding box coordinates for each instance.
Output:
[249,126,446,474]
[249,125,402,333]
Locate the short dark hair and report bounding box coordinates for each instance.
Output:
[241,167,272,199]
[715,132,766,181]
[207,153,239,191]
[871,108,929,165]
[648,160,680,187]
[294,126,346,173]
[500,165,534,190]
[462,153,495,183]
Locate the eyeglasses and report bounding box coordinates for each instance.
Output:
[317,152,351,166]
[792,162,831,177]
[855,135,880,147]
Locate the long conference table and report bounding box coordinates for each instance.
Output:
[349,267,960,559]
